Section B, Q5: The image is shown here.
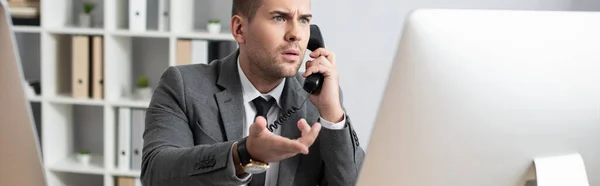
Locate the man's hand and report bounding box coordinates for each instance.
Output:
[303,48,345,123]
[247,116,321,163]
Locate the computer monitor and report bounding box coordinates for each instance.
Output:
[0,0,46,185]
[357,9,600,186]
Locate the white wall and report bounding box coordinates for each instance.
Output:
[309,0,600,150]
[14,0,600,151]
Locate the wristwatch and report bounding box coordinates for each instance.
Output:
[237,137,269,174]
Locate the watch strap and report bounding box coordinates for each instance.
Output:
[237,137,251,166]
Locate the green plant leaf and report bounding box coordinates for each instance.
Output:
[78,150,90,154]
[137,76,149,88]
[83,2,95,14]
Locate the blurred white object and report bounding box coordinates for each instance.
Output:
[22,80,35,97]
[76,153,91,166]
[357,9,600,186]
[207,22,221,34]
[534,153,589,186]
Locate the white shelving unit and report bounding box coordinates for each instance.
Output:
[11,0,236,185]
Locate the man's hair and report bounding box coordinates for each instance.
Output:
[231,0,263,21]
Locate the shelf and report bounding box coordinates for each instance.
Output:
[111,29,171,38]
[174,30,235,41]
[109,98,150,108]
[47,154,105,175]
[46,27,105,35]
[12,26,42,33]
[109,169,141,177]
[22,1,236,185]
[47,95,105,106]
[28,95,42,102]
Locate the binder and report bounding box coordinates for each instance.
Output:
[116,177,135,186]
[191,40,208,64]
[71,35,91,98]
[130,109,145,171]
[134,178,142,186]
[158,0,169,31]
[208,41,237,63]
[118,107,131,170]
[176,39,209,65]
[91,36,103,99]
[129,0,147,31]
[176,39,191,66]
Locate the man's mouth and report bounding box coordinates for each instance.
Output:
[282,49,300,61]
[282,49,300,56]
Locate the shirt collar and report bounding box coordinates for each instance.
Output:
[237,57,286,108]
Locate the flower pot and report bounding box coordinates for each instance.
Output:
[207,23,221,34]
[135,87,153,100]
[76,154,91,166]
[79,13,93,27]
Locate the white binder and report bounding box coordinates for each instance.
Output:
[118,107,131,170]
[191,40,208,64]
[158,0,169,31]
[129,0,147,31]
[130,109,145,171]
[170,0,193,33]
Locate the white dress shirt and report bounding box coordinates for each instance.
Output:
[235,57,346,186]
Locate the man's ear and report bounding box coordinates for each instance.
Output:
[230,15,245,44]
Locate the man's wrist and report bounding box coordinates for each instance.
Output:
[232,142,246,178]
[319,106,345,123]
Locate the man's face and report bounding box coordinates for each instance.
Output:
[243,0,312,79]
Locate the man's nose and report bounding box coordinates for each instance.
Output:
[285,22,303,42]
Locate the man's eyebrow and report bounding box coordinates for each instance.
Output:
[269,10,313,19]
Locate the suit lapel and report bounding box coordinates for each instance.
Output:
[215,50,244,141]
[277,76,309,185]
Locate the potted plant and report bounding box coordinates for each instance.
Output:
[76,150,91,166]
[79,2,95,27]
[135,76,152,100]
[207,19,221,34]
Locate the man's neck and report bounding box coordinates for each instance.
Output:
[238,52,284,94]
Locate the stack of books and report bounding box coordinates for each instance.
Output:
[7,0,40,26]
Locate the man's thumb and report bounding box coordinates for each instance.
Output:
[251,116,267,136]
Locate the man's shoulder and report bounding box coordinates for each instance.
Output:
[162,60,224,91]
[174,62,219,79]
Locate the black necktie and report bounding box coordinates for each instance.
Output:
[249,96,275,186]
[252,96,275,120]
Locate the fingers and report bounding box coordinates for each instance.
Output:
[270,135,308,154]
[295,119,322,154]
[250,116,268,137]
[303,56,333,78]
[309,48,336,65]
[298,118,311,136]
[305,56,332,69]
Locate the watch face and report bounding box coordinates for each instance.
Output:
[244,166,267,174]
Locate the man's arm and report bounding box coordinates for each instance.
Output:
[318,115,365,186]
[301,47,365,186]
[141,66,250,186]
[317,89,365,186]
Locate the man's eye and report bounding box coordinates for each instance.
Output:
[300,18,310,24]
[273,16,284,22]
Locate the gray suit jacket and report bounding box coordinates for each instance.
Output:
[141,50,365,186]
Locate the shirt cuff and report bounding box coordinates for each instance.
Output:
[319,113,346,130]
[229,144,251,182]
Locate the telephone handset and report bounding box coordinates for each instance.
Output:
[303,24,326,95]
[266,24,326,132]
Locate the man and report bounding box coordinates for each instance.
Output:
[141,0,364,185]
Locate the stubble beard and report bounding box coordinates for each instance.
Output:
[247,42,304,83]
